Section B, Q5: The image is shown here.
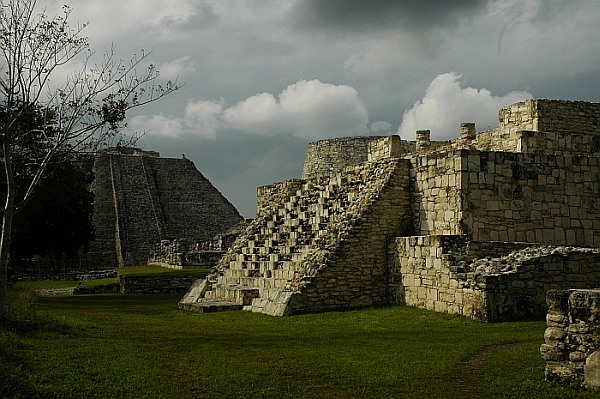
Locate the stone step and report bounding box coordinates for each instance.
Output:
[179,300,243,313]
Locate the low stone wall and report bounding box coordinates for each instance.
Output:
[391,236,600,321]
[390,235,526,320]
[12,269,118,282]
[73,284,120,295]
[541,289,600,387]
[120,274,202,294]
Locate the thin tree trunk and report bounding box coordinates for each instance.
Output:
[0,198,15,321]
[0,140,15,321]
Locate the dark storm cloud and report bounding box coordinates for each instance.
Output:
[528,69,600,102]
[532,0,590,23]
[292,0,490,32]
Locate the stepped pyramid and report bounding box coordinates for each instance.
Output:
[84,148,244,268]
[180,154,413,316]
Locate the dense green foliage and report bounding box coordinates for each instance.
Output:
[1,103,95,274]
[1,288,600,398]
[10,158,94,273]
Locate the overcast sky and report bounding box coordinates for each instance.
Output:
[49,0,600,218]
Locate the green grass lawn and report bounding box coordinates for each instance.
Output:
[119,265,211,276]
[12,265,209,293]
[2,288,600,399]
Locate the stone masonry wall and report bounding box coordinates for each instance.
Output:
[390,235,523,320]
[407,146,600,246]
[368,135,415,161]
[149,240,224,269]
[541,289,600,387]
[120,274,201,294]
[535,100,600,135]
[301,136,381,179]
[461,150,600,246]
[392,238,600,321]
[408,149,464,236]
[469,100,600,155]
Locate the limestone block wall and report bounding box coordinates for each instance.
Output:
[473,100,600,155]
[390,235,514,320]
[301,136,381,179]
[408,149,465,236]
[461,150,600,246]
[368,135,415,161]
[472,247,600,321]
[149,239,226,269]
[120,274,201,294]
[499,100,539,135]
[408,147,600,245]
[391,237,600,321]
[498,99,600,148]
[535,100,600,135]
[475,128,600,155]
[541,289,600,387]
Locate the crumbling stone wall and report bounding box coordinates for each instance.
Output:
[392,238,600,321]
[467,100,600,155]
[541,289,600,387]
[149,225,245,269]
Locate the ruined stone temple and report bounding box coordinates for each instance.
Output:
[180,99,600,322]
[82,148,244,268]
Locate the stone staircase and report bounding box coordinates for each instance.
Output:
[180,158,412,315]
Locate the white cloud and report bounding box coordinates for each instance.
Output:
[369,121,393,134]
[398,72,532,140]
[130,79,370,140]
[184,99,224,137]
[54,1,200,41]
[129,114,185,137]
[222,79,369,139]
[158,56,195,79]
[129,99,223,139]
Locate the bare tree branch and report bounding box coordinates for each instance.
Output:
[0,0,181,319]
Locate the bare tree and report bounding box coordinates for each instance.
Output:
[0,0,179,319]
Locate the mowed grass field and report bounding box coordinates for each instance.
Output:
[2,287,600,399]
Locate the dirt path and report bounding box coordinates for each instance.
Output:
[453,343,516,399]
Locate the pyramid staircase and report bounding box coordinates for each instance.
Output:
[180,158,411,315]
